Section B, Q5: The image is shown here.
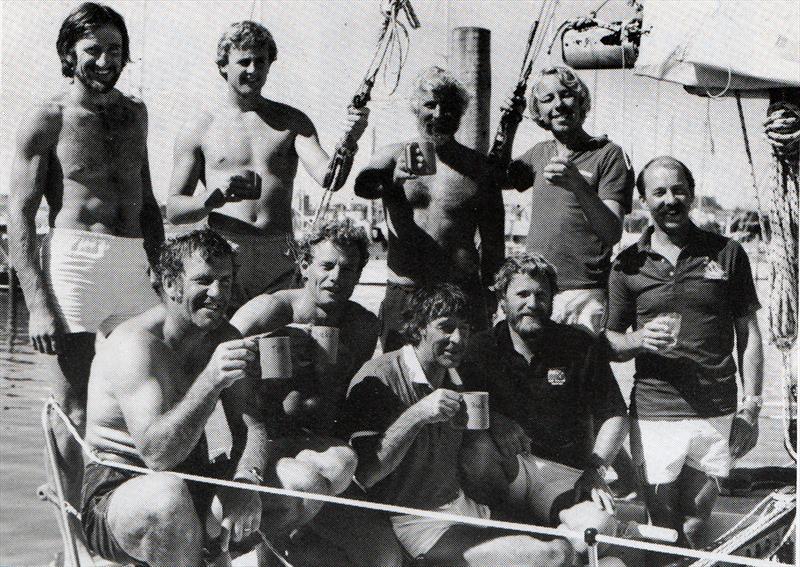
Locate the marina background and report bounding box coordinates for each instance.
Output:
[1,1,797,565]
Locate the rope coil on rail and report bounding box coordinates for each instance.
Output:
[44,398,794,567]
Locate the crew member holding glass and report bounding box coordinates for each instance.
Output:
[605,156,765,550]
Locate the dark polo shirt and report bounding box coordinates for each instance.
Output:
[339,346,464,512]
[607,224,760,419]
[459,321,627,469]
[512,137,634,291]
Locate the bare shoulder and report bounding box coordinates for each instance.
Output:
[16,97,66,152]
[265,99,316,137]
[230,290,294,336]
[97,321,166,383]
[177,107,216,145]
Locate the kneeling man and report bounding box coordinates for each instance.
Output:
[459,254,629,524]
[82,230,266,567]
[339,284,578,566]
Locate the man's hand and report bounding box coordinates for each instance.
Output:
[573,465,615,513]
[28,302,62,354]
[502,94,527,117]
[204,171,262,209]
[632,318,673,355]
[394,150,420,183]
[558,501,618,555]
[207,337,260,389]
[207,487,262,551]
[413,388,462,424]
[489,412,532,458]
[730,410,759,459]
[543,156,589,191]
[344,106,370,146]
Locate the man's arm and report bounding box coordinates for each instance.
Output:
[230,293,293,338]
[730,310,764,459]
[221,373,269,480]
[353,144,401,200]
[165,114,220,225]
[115,333,259,471]
[8,105,61,354]
[477,173,506,306]
[138,106,164,268]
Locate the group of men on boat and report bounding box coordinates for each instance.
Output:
[9,3,772,566]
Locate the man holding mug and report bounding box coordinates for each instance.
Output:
[605,156,764,549]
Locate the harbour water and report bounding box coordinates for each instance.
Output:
[0,260,795,566]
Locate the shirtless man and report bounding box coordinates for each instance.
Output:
[82,230,266,567]
[167,20,369,311]
[354,66,505,351]
[8,1,163,528]
[231,219,403,567]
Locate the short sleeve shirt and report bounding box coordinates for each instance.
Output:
[338,346,464,511]
[607,224,760,419]
[513,137,634,291]
[459,321,628,469]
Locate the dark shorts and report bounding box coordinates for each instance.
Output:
[379,280,488,352]
[80,461,221,565]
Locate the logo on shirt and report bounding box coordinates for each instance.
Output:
[703,259,728,280]
[547,368,567,386]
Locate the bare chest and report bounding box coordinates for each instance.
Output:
[203,115,295,170]
[401,168,480,213]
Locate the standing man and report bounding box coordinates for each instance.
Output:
[8,1,163,529]
[354,66,505,351]
[231,218,403,567]
[167,21,369,311]
[605,157,764,547]
[82,230,266,567]
[339,284,578,566]
[505,66,634,335]
[459,254,629,524]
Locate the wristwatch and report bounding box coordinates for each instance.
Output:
[741,395,763,410]
[234,467,264,485]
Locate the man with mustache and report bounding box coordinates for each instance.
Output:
[231,218,403,567]
[354,66,505,351]
[458,254,628,525]
[167,21,368,313]
[605,157,764,548]
[503,66,634,336]
[8,2,163,544]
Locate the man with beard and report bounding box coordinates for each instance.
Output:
[503,66,634,335]
[458,254,628,525]
[231,218,403,567]
[339,284,580,567]
[605,157,764,548]
[167,21,369,312]
[8,2,163,544]
[82,229,266,567]
[354,66,505,351]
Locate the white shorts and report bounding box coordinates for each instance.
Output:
[43,229,160,335]
[551,288,607,336]
[390,490,491,559]
[512,453,582,524]
[631,414,735,485]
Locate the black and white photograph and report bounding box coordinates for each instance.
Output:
[1,1,797,565]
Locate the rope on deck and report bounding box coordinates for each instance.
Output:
[45,398,794,567]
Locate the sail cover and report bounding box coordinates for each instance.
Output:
[634,0,800,90]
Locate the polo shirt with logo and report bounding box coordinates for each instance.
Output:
[512,137,634,291]
[339,345,465,512]
[459,321,628,469]
[606,224,760,419]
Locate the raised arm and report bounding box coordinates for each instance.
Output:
[8,105,61,354]
[116,333,259,471]
[477,173,506,298]
[353,143,401,200]
[165,113,218,225]
[137,105,164,268]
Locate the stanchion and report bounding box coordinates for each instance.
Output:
[585,527,600,567]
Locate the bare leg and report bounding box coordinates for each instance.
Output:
[678,466,719,548]
[43,332,95,545]
[105,473,205,567]
[424,526,573,567]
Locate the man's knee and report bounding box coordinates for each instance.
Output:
[295,446,357,495]
[277,457,330,495]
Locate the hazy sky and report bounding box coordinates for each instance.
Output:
[1,0,796,210]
